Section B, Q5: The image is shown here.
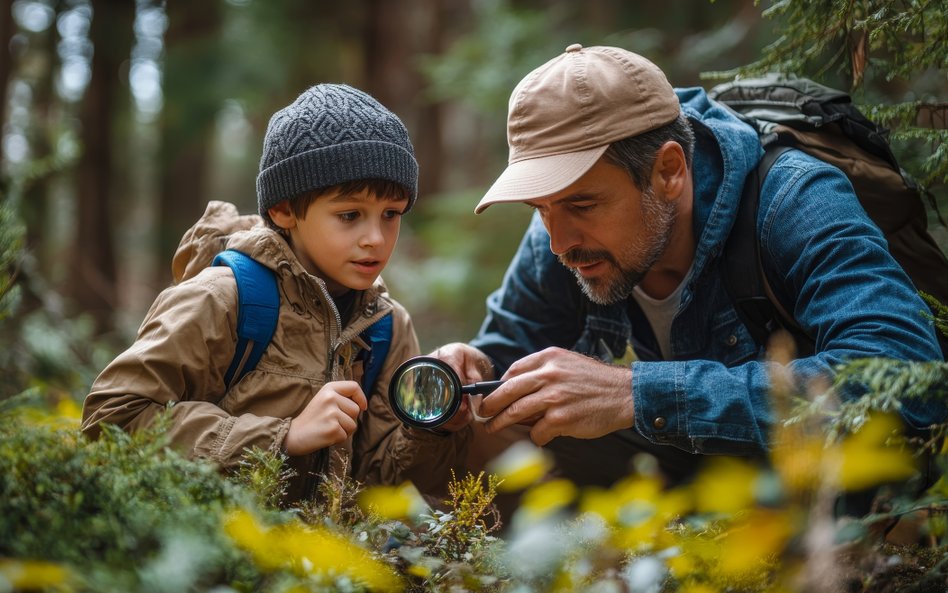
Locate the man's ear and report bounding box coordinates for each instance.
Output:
[651,141,687,201]
[267,200,296,230]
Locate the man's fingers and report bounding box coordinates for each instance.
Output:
[478,372,541,417]
[485,389,547,433]
[529,419,556,446]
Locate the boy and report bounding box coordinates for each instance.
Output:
[81,84,469,503]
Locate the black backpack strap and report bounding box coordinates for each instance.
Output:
[724,146,815,355]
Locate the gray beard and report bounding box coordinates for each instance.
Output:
[561,187,676,305]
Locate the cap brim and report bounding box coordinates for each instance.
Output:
[474,145,609,214]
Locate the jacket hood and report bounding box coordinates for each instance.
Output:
[172,201,390,320]
[675,87,763,277]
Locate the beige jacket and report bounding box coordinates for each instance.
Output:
[82,201,469,502]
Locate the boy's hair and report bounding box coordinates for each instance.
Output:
[286,179,411,220]
[257,84,419,225]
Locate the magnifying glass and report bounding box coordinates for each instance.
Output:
[388,356,504,429]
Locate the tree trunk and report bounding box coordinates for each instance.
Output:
[364,0,444,196]
[413,0,446,198]
[22,17,58,278]
[70,0,134,332]
[155,0,222,287]
[0,0,15,175]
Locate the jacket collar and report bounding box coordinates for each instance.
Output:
[676,87,763,283]
[225,226,391,327]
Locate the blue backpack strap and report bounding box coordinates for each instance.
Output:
[359,312,393,394]
[212,249,280,389]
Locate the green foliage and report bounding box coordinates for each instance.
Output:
[3,376,948,592]
[921,291,948,339]
[417,0,568,114]
[787,358,948,444]
[705,0,946,87]
[0,200,24,323]
[0,176,120,403]
[0,403,264,592]
[703,0,947,193]
[429,471,502,562]
[233,446,297,510]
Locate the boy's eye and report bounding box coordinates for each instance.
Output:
[339,211,359,222]
[383,209,403,220]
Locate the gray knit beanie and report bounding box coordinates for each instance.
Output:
[257,84,418,219]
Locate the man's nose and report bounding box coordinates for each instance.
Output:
[545,213,581,256]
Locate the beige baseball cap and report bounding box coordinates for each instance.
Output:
[474,44,680,214]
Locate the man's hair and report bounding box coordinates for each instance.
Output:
[602,113,695,191]
[287,178,411,219]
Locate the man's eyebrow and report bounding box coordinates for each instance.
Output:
[525,194,592,209]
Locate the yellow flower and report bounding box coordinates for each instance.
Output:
[692,458,759,514]
[831,413,916,492]
[406,564,431,578]
[579,475,664,524]
[666,549,696,578]
[0,558,70,590]
[520,479,577,520]
[357,482,428,521]
[488,441,553,492]
[55,398,83,420]
[679,583,719,593]
[223,508,402,592]
[16,398,81,430]
[771,430,824,494]
[717,509,795,576]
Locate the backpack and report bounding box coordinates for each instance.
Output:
[709,74,948,359]
[211,248,393,392]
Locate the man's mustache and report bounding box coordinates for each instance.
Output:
[558,248,616,268]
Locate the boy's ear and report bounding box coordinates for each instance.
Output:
[267,200,296,230]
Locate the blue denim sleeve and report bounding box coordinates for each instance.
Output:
[634,157,946,454]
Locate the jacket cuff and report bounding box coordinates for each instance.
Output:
[271,417,292,455]
[632,361,686,447]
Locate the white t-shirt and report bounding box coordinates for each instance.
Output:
[630,270,691,360]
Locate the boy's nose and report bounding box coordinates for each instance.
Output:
[360,221,385,247]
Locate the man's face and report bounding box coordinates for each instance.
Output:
[525,157,677,304]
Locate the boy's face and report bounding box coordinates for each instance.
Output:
[269,188,409,297]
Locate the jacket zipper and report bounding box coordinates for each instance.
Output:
[304,282,388,499]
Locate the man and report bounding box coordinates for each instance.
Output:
[435,44,943,487]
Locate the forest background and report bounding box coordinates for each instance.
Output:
[2,1,948,592]
[1,0,946,384]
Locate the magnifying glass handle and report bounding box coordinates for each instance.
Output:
[460,380,504,396]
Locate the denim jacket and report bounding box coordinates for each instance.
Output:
[471,88,944,455]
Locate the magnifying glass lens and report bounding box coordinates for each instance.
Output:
[392,361,455,423]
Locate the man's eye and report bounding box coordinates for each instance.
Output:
[571,202,595,212]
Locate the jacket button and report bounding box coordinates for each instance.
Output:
[653,417,667,429]
[726,334,738,346]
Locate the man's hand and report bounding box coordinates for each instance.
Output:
[283,381,368,456]
[428,342,495,432]
[478,347,634,446]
